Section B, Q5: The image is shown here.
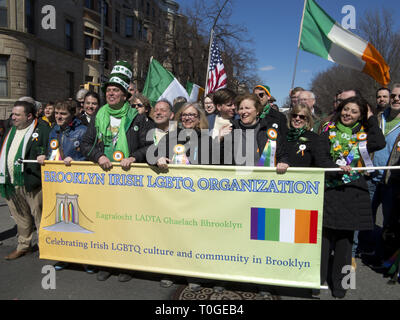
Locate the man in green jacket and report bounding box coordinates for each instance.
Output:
[0,100,50,260]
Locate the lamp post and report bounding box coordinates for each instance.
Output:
[100,0,105,85]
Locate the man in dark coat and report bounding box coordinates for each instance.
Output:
[0,101,50,260]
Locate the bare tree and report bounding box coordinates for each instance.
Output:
[154,0,260,91]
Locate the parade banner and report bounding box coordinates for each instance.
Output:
[39,162,325,289]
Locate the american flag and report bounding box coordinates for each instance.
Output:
[206,38,227,94]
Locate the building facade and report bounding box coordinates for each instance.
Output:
[0,0,84,119]
[0,0,183,119]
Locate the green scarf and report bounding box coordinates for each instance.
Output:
[95,102,138,161]
[326,121,363,188]
[259,104,271,119]
[287,127,306,142]
[0,127,26,199]
[329,121,359,160]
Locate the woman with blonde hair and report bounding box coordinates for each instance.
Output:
[174,102,209,130]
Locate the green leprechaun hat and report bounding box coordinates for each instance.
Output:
[102,60,133,99]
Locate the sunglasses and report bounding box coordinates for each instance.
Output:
[291,113,307,120]
[390,94,400,99]
[132,103,144,108]
[257,92,265,98]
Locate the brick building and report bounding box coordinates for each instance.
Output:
[0,0,182,119]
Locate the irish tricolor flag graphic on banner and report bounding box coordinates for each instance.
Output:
[251,208,318,244]
[299,0,390,86]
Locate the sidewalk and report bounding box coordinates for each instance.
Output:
[1,197,399,300]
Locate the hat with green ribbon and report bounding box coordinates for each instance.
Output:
[254,84,271,97]
[102,60,133,99]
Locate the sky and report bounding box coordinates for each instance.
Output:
[174,0,400,106]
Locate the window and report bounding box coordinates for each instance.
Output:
[143,27,147,42]
[26,60,35,98]
[0,0,7,27]
[125,16,133,38]
[85,35,94,55]
[66,71,74,99]
[25,0,35,34]
[85,0,95,10]
[104,2,109,27]
[138,21,142,40]
[65,20,74,51]
[0,56,8,97]
[115,9,120,33]
[104,48,110,70]
[115,47,120,61]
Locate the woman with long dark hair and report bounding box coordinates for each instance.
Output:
[320,96,386,298]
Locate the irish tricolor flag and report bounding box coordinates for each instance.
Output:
[142,58,189,106]
[299,0,390,86]
[186,82,205,103]
[251,208,318,244]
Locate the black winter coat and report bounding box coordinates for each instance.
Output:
[286,130,336,168]
[267,108,289,138]
[220,117,289,166]
[150,128,214,165]
[81,113,155,163]
[321,116,386,231]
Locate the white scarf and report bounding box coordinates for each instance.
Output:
[0,120,37,184]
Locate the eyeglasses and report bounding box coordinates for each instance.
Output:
[257,92,265,98]
[390,94,400,99]
[181,113,199,119]
[132,103,144,108]
[291,114,307,120]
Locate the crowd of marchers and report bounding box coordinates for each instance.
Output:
[1,61,399,299]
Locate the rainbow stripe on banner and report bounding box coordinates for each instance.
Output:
[251,208,318,244]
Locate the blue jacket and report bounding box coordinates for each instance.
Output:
[373,109,400,182]
[47,118,87,161]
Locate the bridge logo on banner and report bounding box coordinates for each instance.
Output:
[42,193,94,234]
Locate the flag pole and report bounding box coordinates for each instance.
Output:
[205,0,230,97]
[204,28,215,96]
[291,0,308,90]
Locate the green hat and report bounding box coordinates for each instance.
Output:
[254,84,271,97]
[102,60,133,99]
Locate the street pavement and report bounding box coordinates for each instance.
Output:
[0,197,399,301]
